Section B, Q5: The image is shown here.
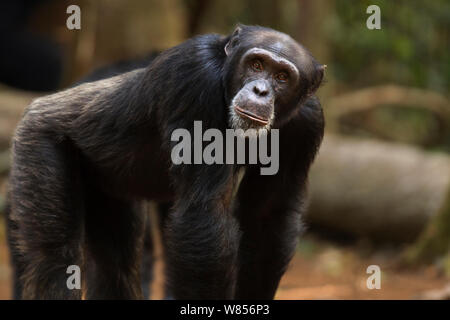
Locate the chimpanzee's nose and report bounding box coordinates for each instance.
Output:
[252,80,269,97]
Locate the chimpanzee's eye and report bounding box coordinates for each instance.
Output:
[275,72,288,83]
[251,59,263,72]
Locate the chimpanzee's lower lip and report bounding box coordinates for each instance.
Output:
[234,106,269,125]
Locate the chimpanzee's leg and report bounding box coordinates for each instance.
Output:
[139,202,173,300]
[6,199,23,300]
[84,192,145,299]
[8,137,84,299]
[140,208,154,299]
[156,201,173,299]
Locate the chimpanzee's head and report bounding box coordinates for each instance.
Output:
[223,24,325,132]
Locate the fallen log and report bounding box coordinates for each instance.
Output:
[305,134,450,243]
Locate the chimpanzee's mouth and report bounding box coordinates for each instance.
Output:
[234,106,269,125]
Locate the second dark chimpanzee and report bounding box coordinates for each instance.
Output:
[7,24,325,299]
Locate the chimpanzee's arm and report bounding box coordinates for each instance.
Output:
[164,163,240,299]
[234,97,324,299]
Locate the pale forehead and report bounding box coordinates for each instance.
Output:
[247,30,312,67]
[243,47,299,74]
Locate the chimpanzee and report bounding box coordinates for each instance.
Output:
[7,24,325,299]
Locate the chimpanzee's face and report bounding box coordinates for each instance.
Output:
[224,25,324,132]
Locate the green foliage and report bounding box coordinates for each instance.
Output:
[326,0,450,93]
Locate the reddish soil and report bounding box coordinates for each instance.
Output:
[0,220,447,300]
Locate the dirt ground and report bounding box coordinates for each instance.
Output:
[276,244,448,300]
[0,219,448,300]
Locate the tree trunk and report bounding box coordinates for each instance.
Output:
[403,188,450,264]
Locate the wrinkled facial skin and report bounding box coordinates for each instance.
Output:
[230,48,299,130]
[224,25,324,131]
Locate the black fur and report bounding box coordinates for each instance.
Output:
[7,25,324,299]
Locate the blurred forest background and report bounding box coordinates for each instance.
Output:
[0,0,449,299]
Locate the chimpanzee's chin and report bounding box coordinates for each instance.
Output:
[229,107,272,136]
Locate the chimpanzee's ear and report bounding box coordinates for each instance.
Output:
[225,25,242,56]
[308,64,326,95]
